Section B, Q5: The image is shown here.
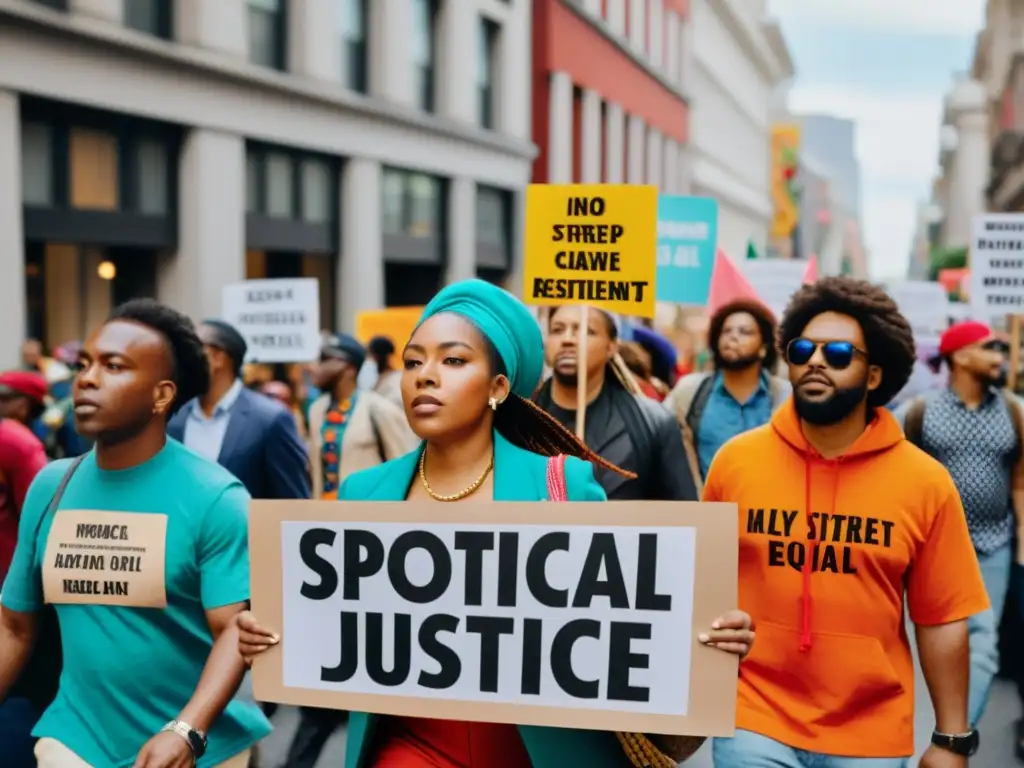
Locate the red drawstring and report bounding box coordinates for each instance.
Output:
[799,455,842,652]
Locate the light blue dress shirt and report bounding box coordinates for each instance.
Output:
[696,371,773,478]
[181,379,244,461]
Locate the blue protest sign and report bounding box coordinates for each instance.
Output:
[655,195,719,305]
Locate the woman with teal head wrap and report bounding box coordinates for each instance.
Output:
[236,279,752,768]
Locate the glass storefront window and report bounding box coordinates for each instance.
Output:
[136,139,168,214]
[408,174,437,237]
[265,152,294,218]
[69,128,119,211]
[246,150,261,213]
[21,121,53,206]
[301,158,331,223]
[476,187,506,247]
[381,169,405,235]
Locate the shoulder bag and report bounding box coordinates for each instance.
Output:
[7,455,86,710]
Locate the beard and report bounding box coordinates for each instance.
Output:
[716,352,762,372]
[552,368,578,386]
[793,376,869,426]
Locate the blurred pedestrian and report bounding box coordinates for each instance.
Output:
[896,321,1021,732]
[368,335,403,409]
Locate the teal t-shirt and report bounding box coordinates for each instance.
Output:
[1,440,271,767]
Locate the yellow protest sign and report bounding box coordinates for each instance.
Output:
[523,184,659,318]
[354,307,424,347]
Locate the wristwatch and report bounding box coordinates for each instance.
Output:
[931,728,979,757]
[162,720,208,759]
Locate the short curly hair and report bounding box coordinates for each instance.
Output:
[707,299,779,371]
[107,299,210,416]
[778,277,915,408]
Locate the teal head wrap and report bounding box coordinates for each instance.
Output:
[416,279,544,399]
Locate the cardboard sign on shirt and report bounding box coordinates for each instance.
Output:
[42,510,168,608]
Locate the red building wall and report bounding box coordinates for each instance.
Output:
[531,0,690,183]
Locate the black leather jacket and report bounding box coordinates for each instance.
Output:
[534,377,698,501]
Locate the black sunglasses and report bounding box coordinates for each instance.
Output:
[786,338,867,370]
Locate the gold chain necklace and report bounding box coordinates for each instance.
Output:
[418,450,493,502]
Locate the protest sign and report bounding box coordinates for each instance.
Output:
[655,195,719,306]
[888,281,950,345]
[42,511,168,608]
[355,307,424,347]
[523,184,659,318]
[740,260,806,319]
[222,278,320,363]
[970,213,1024,320]
[251,500,738,737]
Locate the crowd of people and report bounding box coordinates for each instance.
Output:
[0,274,1019,768]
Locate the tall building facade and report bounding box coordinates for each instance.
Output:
[531,0,692,192]
[0,0,532,367]
[687,0,792,259]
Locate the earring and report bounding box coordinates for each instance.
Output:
[488,397,498,411]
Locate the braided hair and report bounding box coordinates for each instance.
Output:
[482,341,635,479]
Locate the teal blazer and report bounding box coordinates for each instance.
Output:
[338,431,630,768]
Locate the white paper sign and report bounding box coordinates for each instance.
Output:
[970,213,1024,320]
[740,261,806,319]
[280,521,696,716]
[222,278,320,363]
[889,281,950,343]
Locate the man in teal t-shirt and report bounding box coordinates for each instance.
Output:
[0,300,270,767]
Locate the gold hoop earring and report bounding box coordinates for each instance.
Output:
[488,397,498,411]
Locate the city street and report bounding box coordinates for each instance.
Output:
[250,675,1020,767]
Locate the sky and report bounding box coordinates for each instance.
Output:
[768,0,986,280]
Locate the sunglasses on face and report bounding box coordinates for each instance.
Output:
[786,338,867,370]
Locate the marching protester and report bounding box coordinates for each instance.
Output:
[308,333,415,501]
[368,335,404,409]
[664,299,790,493]
[234,278,755,768]
[169,319,310,501]
[704,278,989,767]
[0,370,49,433]
[0,386,48,767]
[895,320,1022,730]
[282,332,416,768]
[534,304,697,500]
[0,299,271,767]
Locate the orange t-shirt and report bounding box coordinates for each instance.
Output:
[703,400,989,758]
[370,716,533,767]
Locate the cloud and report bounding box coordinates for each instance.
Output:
[768,0,985,37]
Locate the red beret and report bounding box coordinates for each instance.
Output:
[0,371,48,403]
[938,321,994,358]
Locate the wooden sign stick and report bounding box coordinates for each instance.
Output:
[575,305,590,440]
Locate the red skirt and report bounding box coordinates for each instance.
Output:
[370,716,533,767]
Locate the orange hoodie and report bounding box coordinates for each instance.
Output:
[703,399,988,757]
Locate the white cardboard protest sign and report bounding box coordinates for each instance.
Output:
[221,278,320,363]
[740,260,806,319]
[250,500,739,737]
[970,213,1024,320]
[889,281,950,344]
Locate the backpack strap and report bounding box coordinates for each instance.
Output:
[685,375,715,437]
[1000,390,1024,467]
[903,396,927,449]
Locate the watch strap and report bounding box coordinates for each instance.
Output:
[931,728,978,757]
[161,720,208,758]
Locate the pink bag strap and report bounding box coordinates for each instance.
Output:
[546,454,568,502]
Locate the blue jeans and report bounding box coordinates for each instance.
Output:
[713,729,909,767]
[967,542,1013,725]
[0,696,39,768]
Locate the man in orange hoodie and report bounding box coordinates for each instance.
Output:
[704,277,989,768]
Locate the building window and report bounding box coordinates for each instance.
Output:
[381,168,442,238]
[248,0,286,70]
[476,185,511,283]
[301,158,331,223]
[136,139,169,214]
[30,0,66,8]
[69,128,119,211]
[124,0,172,39]
[265,152,295,218]
[411,0,437,112]
[340,0,369,92]
[477,19,498,129]
[21,122,54,206]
